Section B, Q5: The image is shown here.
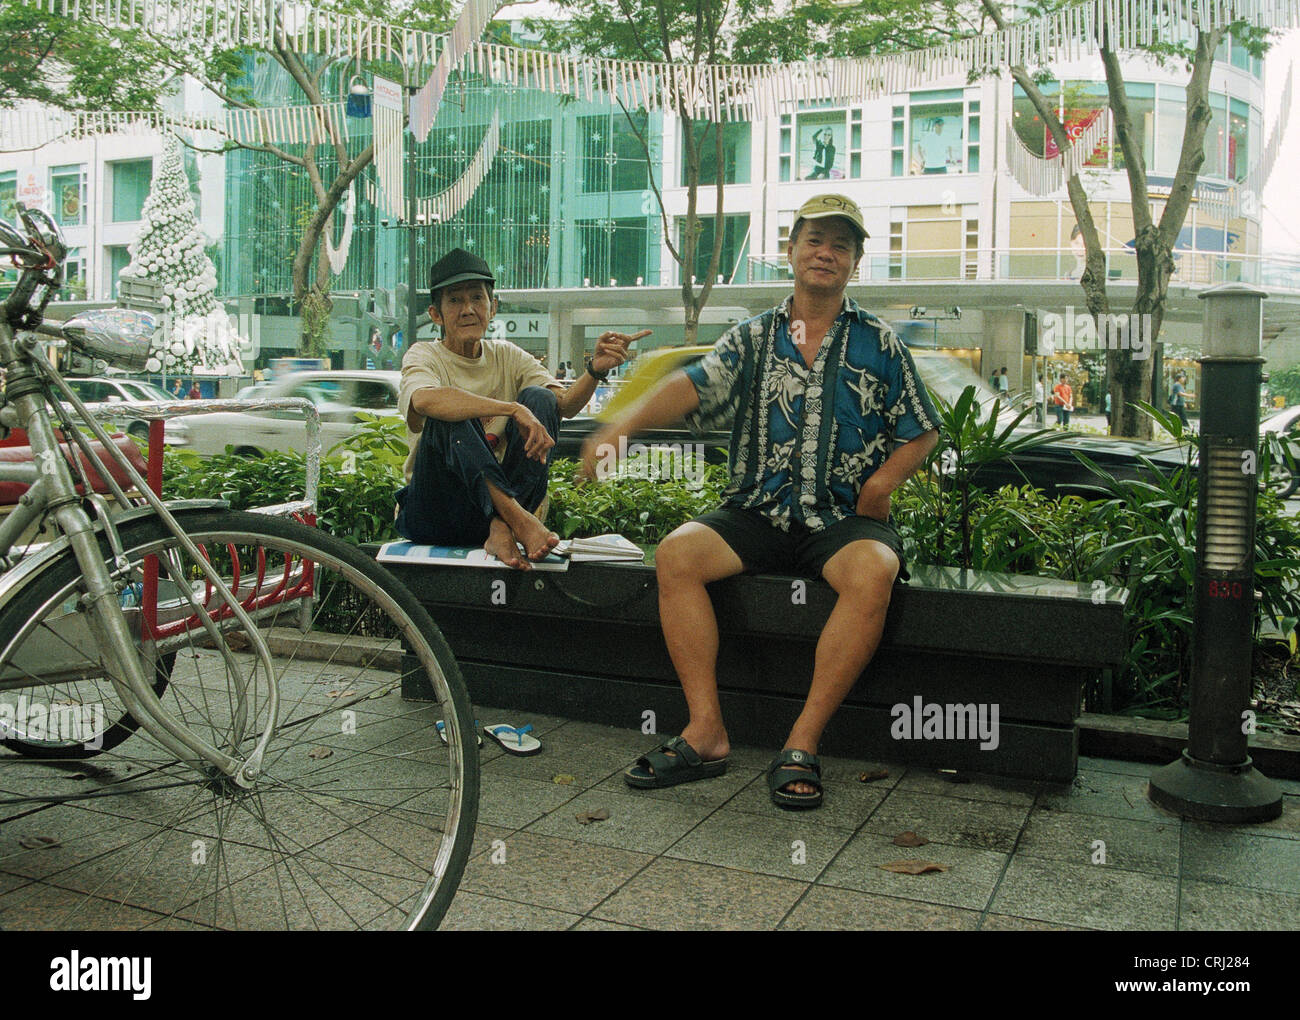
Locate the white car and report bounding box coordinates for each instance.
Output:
[61,376,177,441]
[167,371,401,457]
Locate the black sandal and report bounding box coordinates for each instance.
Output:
[624,735,728,789]
[767,749,823,809]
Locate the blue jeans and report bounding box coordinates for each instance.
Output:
[394,386,559,546]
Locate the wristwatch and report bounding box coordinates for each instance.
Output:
[585,358,609,383]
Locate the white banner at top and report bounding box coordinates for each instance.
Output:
[12,0,1300,123]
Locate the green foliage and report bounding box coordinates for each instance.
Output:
[0,7,171,111]
[546,455,729,544]
[904,385,1070,568]
[1267,365,1300,408]
[161,419,406,546]
[160,402,1298,718]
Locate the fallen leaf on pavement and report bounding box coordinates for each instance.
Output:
[879,859,947,875]
[553,774,576,785]
[858,768,890,783]
[575,808,610,825]
[326,690,356,699]
[308,746,333,759]
[893,831,929,847]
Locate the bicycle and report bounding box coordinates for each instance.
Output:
[0,204,479,930]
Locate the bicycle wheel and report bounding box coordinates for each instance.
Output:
[0,509,478,930]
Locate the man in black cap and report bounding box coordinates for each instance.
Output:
[581,194,940,809]
[397,248,644,568]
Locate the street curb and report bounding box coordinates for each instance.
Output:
[263,628,403,672]
[1080,712,1300,780]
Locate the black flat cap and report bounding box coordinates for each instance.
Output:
[428,248,495,298]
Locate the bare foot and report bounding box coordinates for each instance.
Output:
[508,510,560,561]
[484,518,527,570]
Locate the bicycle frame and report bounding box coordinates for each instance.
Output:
[0,322,323,788]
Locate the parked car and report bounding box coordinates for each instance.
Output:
[1261,404,1300,498]
[59,376,177,441]
[552,344,1192,495]
[167,370,401,457]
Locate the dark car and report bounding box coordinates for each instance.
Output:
[554,345,1192,496]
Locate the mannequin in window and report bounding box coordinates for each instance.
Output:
[808,128,836,180]
[916,117,955,174]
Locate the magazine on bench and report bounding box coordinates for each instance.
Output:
[554,533,645,562]
[376,542,569,571]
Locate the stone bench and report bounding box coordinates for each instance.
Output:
[381,556,1128,782]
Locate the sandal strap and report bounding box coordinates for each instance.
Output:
[768,749,821,777]
[636,735,701,774]
[769,766,823,792]
[488,723,534,745]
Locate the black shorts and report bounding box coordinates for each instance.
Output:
[693,507,909,581]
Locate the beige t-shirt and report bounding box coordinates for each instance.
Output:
[399,339,557,483]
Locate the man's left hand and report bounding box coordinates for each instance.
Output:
[856,478,891,521]
[590,329,650,374]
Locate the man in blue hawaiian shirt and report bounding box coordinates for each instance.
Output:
[580,193,940,810]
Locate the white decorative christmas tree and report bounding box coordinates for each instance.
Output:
[120,135,246,375]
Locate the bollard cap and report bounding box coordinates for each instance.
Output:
[1200,284,1267,359]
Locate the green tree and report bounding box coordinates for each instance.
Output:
[133,1,452,354]
[527,1,771,343]
[979,0,1269,439]
[0,5,171,112]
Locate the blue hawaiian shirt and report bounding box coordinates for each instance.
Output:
[683,296,939,531]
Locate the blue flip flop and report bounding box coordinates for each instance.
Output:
[483,723,542,756]
[436,719,482,748]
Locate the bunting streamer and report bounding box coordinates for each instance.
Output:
[409,0,500,142]
[362,109,499,223]
[371,74,404,220]
[14,0,1300,123]
[323,183,355,274]
[0,101,347,151]
[1004,107,1111,194]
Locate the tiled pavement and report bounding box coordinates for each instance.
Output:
[442,706,1300,931]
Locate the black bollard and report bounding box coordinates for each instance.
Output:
[1148,284,1283,822]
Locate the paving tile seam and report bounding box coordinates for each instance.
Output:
[972,787,1053,930]
[1173,819,1188,930]
[771,767,918,929]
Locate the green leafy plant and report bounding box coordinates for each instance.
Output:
[905,386,1070,568]
[546,455,728,545]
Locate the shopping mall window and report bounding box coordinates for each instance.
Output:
[106,245,131,298]
[679,213,749,285]
[1207,93,1229,180]
[1112,82,1155,171]
[1061,82,1110,167]
[579,112,650,194]
[1011,81,1060,157]
[1012,81,1109,167]
[1229,98,1250,183]
[576,217,649,287]
[905,90,970,175]
[50,164,86,227]
[681,119,751,186]
[793,110,847,181]
[110,159,152,222]
[1154,84,1186,176]
[61,247,86,300]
